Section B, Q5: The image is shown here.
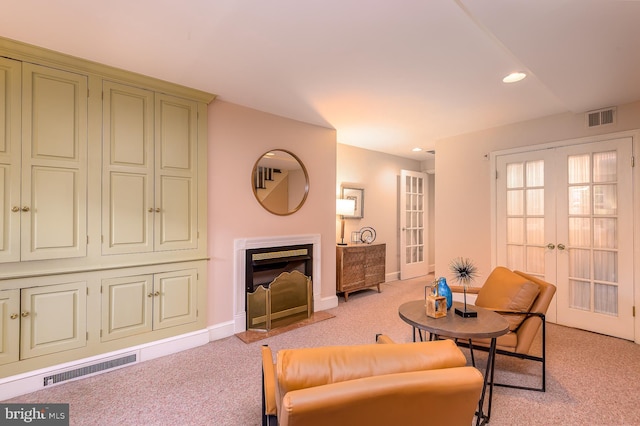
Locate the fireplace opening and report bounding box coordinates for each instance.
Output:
[245,244,313,331]
[245,244,313,293]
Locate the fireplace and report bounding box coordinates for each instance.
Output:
[245,244,313,331]
[234,234,322,333]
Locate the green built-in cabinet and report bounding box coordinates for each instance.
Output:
[0,37,214,378]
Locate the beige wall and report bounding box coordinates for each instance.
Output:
[207,101,337,329]
[434,100,640,283]
[337,143,423,278]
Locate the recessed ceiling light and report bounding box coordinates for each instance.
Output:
[412,147,423,152]
[503,72,527,83]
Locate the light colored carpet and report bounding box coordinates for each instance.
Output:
[5,275,640,425]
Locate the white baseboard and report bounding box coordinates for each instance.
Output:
[0,329,209,401]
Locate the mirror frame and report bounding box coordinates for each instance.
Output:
[251,149,309,216]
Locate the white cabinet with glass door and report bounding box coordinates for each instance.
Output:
[102,81,198,255]
[496,137,633,340]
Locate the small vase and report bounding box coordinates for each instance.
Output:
[437,277,453,310]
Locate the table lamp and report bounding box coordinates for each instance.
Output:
[336,198,356,245]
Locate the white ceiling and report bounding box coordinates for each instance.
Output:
[3,0,640,160]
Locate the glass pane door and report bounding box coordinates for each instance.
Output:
[400,170,428,279]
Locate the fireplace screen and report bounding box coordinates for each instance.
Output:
[247,270,312,331]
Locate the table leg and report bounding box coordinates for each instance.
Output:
[475,337,497,426]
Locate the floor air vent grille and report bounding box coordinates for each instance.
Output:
[43,354,137,387]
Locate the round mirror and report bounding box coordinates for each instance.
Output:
[251,149,309,216]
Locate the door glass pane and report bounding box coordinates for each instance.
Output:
[507,218,524,244]
[594,283,618,316]
[568,218,590,247]
[593,151,616,183]
[593,184,617,215]
[526,218,544,245]
[526,160,544,187]
[507,245,524,270]
[593,218,616,249]
[593,250,617,282]
[526,246,544,274]
[507,163,523,188]
[526,189,544,215]
[507,190,523,215]
[568,154,590,184]
[568,186,590,215]
[569,248,590,279]
[569,279,590,311]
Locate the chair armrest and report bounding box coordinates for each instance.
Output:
[375,334,396,344]
[489,309,546,320]
[449,285,481,294]
[261,346,278,416]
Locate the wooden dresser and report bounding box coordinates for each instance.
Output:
[336,243,386,301]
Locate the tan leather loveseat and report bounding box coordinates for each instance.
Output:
[261,338,483,426]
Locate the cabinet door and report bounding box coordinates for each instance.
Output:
[0,289,19,365]
[365,244,386,286]
[0,58,21,263]
[340,247,366,290]
[101,275,153,341]
[154,94,198,251]
[153,269,197,330]
[21,63,87,261]
[20,281,87,359]
[102,81,154,255]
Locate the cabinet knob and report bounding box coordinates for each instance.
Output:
[10,313,18,320]
[148,208,154,213]
[21,206,30,212]
[155,208,161,213]
[11,206,19,212]
[154,291,160,296]
[21,311,30,318]
[557,243,566,251]
[147,293,154,297]
[546,243,555,250]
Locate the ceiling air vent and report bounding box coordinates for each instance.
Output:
[586,107,616,128]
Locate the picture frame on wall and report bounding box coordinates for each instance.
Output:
[342,187,364,219]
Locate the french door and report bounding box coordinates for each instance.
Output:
[496,137,634,340]
[400,170,429,279]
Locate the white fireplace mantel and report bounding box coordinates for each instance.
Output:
[233,234,324,333]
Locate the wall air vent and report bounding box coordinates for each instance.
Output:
[586,107,616,128]
[42,353,137,387]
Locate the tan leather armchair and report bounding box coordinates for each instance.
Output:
[261,338,484,426]
[450,267,556,391]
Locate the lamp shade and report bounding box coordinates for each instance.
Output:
[336,198,356,216]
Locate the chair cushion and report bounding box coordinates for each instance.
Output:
[475,267,540,331]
